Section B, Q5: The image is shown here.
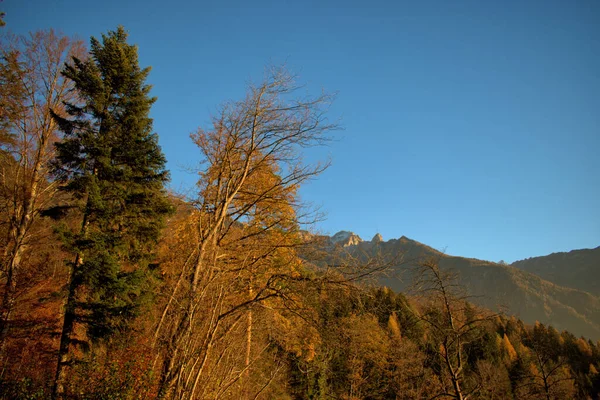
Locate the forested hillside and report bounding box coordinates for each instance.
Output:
[324,234,600,340]
[1,26,599,400]
[512,247,600,296]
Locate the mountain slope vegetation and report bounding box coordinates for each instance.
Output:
[512,246,600,295]
[327,233,600,340]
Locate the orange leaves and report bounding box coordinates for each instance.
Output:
[577,337,593,358]
[270,311,320,361]
[387,312,401,340]
[503,334,518,363]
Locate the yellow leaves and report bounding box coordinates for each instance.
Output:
[341,314,390,365]
[494,315,503,327]
[270,311,321,362]
[577,338,593,358]
[519,344,531,358]
[387,312,401,340]
[502,334,518,363]
[306,341,316,362]
[439,343,447,358]
[273,312,292,331]
[495,333,503,348]
[529,362,541,379]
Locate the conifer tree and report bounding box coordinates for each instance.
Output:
[51,26,171,399]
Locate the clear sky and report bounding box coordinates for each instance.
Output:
[3,0,599,263]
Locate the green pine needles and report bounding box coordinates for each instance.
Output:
[51,26,171,398]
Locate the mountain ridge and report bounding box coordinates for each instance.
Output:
[324,231,600,340]
[512,246,600,295]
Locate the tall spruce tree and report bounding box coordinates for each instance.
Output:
[51,27,171,399]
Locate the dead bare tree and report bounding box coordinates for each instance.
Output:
[411,257,495,400]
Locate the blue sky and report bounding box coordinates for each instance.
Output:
[4,0,599,263]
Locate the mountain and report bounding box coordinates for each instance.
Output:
[324,232,600,340]
[330,230,363,247]
[512,246,600,296]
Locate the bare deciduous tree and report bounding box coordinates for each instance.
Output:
[153,67,338,399]
[0,30,84,358]
[411,258,495,400]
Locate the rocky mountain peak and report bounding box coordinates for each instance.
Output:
[331,231,363,247]
[372,233,384,243]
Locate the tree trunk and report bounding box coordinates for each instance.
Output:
[52,208,89,400]
[244,284,253,399]
[52,257,79,399]
[0,148,43,356]
[0,235,22,366]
